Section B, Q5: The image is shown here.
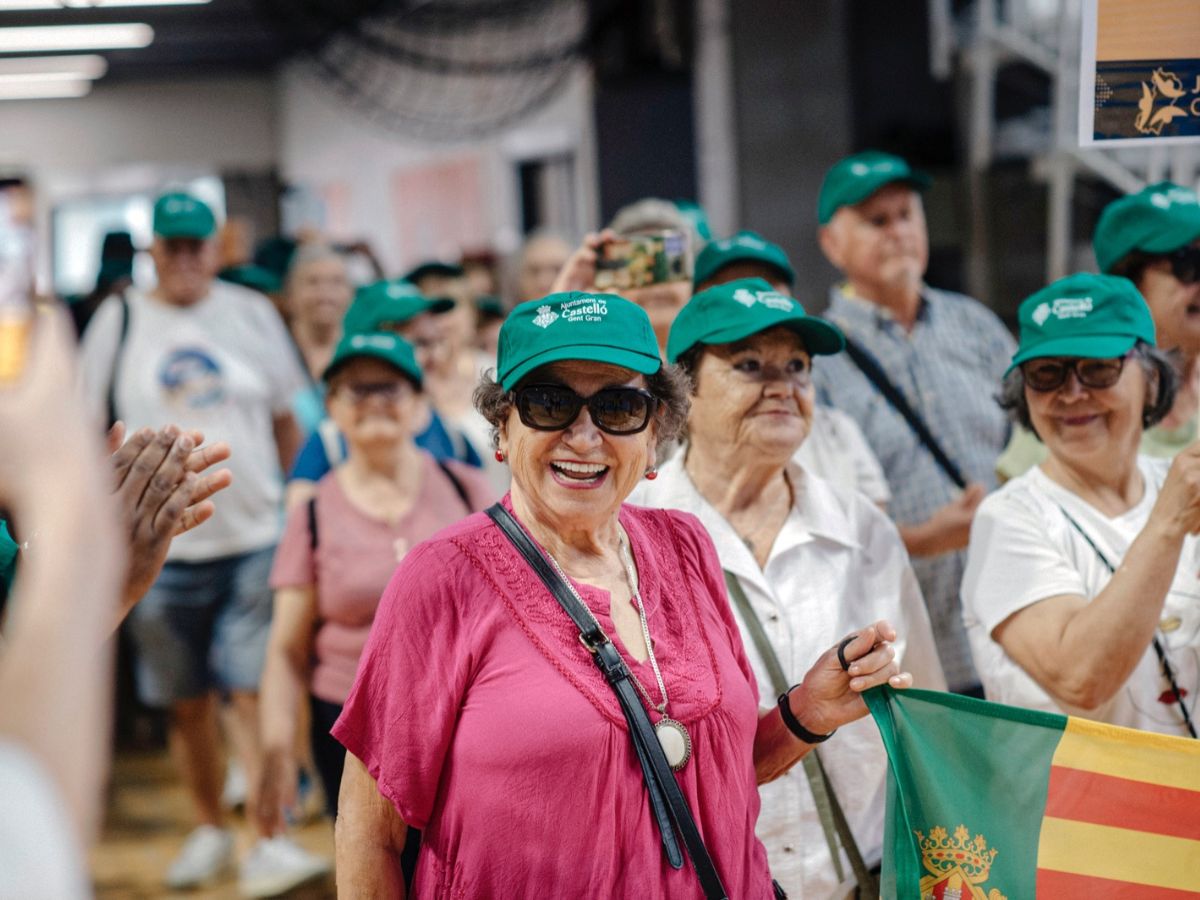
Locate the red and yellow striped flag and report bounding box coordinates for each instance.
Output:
[866,687,1200,899]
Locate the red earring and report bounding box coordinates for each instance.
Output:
[645,467,658,480]
[495,450,505,463]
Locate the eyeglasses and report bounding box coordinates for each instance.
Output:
[1164,245,1200,285]
[729,357,812,386]
[335,381,412,404]
[1020,355,1129,392]
[512,383,659,435]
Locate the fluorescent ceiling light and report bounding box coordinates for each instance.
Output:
[0,1,207,8]
[0,54,107,79]
[0,23,153,53]
[0,77,91,99]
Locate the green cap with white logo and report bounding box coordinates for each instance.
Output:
[666,277,845,363]
[817,151,932,225]
[1093,181,1200,273]
[497,291,661,390]
[693,230,795,289]
[1008,273,1156,373]
[342,279,454,335]
[153,192,217,240]
[322,330,423,387]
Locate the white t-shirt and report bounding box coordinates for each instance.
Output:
[0,742,90,900]
[795,405,891,506]
[962,457,1200,735]
[79,283,306,561]
[631,455,944,899]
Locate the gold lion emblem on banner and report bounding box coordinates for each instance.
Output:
[915,825,1008,900]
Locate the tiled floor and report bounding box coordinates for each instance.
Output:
[90,751,335,899]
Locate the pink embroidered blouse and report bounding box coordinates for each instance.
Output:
[333,498,776,898]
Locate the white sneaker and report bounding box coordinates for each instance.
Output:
[164,824,235,889]
[238,835,332,898]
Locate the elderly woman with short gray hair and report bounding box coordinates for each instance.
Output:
[963,272,1200,738]
[332,290,911,898]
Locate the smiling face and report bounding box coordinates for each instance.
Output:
[1025,356,1149,465]
[819,183,929,300]
[499,360,657,534]
[688,326,815,465]
[325,357,420,452]
[1137,244,1200,356]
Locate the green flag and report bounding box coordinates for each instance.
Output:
[866,686,1200,899]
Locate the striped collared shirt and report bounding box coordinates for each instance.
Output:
[811,284,1016,689]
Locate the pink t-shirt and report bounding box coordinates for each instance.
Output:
[333,498,775,899]
[270,454,494,704]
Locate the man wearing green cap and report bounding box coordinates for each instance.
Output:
[813,151,1017,693]
[79,190,311,890]
[997,181,1200,480]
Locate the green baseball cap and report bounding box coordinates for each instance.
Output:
[342,279,454,334]
[1093,181,1200,273]
[817,151,932,224]
[1008,273,1156,374]
[403,260,465,284]
[693,231,795,289]
[666,277,845,363]
[153,192,217,240]
[218,264,282,295]
[497,291,661,390]
[322,330,423,387]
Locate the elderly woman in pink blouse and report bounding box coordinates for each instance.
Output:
[333,292,910,898]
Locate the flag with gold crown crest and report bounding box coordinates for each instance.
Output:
[864,687,1200,899]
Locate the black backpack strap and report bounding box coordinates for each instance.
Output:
[105,292,131,430]
[841,335,969,489]
[436,459,472,512]
[307,496,318,551]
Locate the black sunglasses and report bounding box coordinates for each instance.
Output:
[1164,245,1200,284]
[512,383,658,435]
[1020,355,1129,392]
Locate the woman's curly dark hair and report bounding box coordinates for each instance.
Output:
[473,364,691,454]
[996,340,1178,437]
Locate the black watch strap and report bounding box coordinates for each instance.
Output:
[777,688,835,744]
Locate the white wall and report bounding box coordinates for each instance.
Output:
[0,75,276,178]
[0,75,278,286]
[276,60,599,274]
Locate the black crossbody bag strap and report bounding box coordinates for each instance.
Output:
[840,335,968,490]
[1056,505,1197,739]
[105,291,131,430]
[486,504,730,900]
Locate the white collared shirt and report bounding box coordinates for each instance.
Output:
[630,454,945,899]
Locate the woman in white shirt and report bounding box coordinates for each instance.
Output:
[962,272,1200,738]
[631,277,944,900]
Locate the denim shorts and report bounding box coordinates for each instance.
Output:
[127,545,275,707]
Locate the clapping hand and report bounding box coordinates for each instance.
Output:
[107,421,232,620]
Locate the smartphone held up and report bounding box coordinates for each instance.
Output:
[593,230,691,293]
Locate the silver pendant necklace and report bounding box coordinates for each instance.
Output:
[544,529,692,771]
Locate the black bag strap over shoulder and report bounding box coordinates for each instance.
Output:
[841,335,968,490]
[1056,504,1197,739]
[105,291,131,430]
[485,503,730,900]
[436,459,472,513]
